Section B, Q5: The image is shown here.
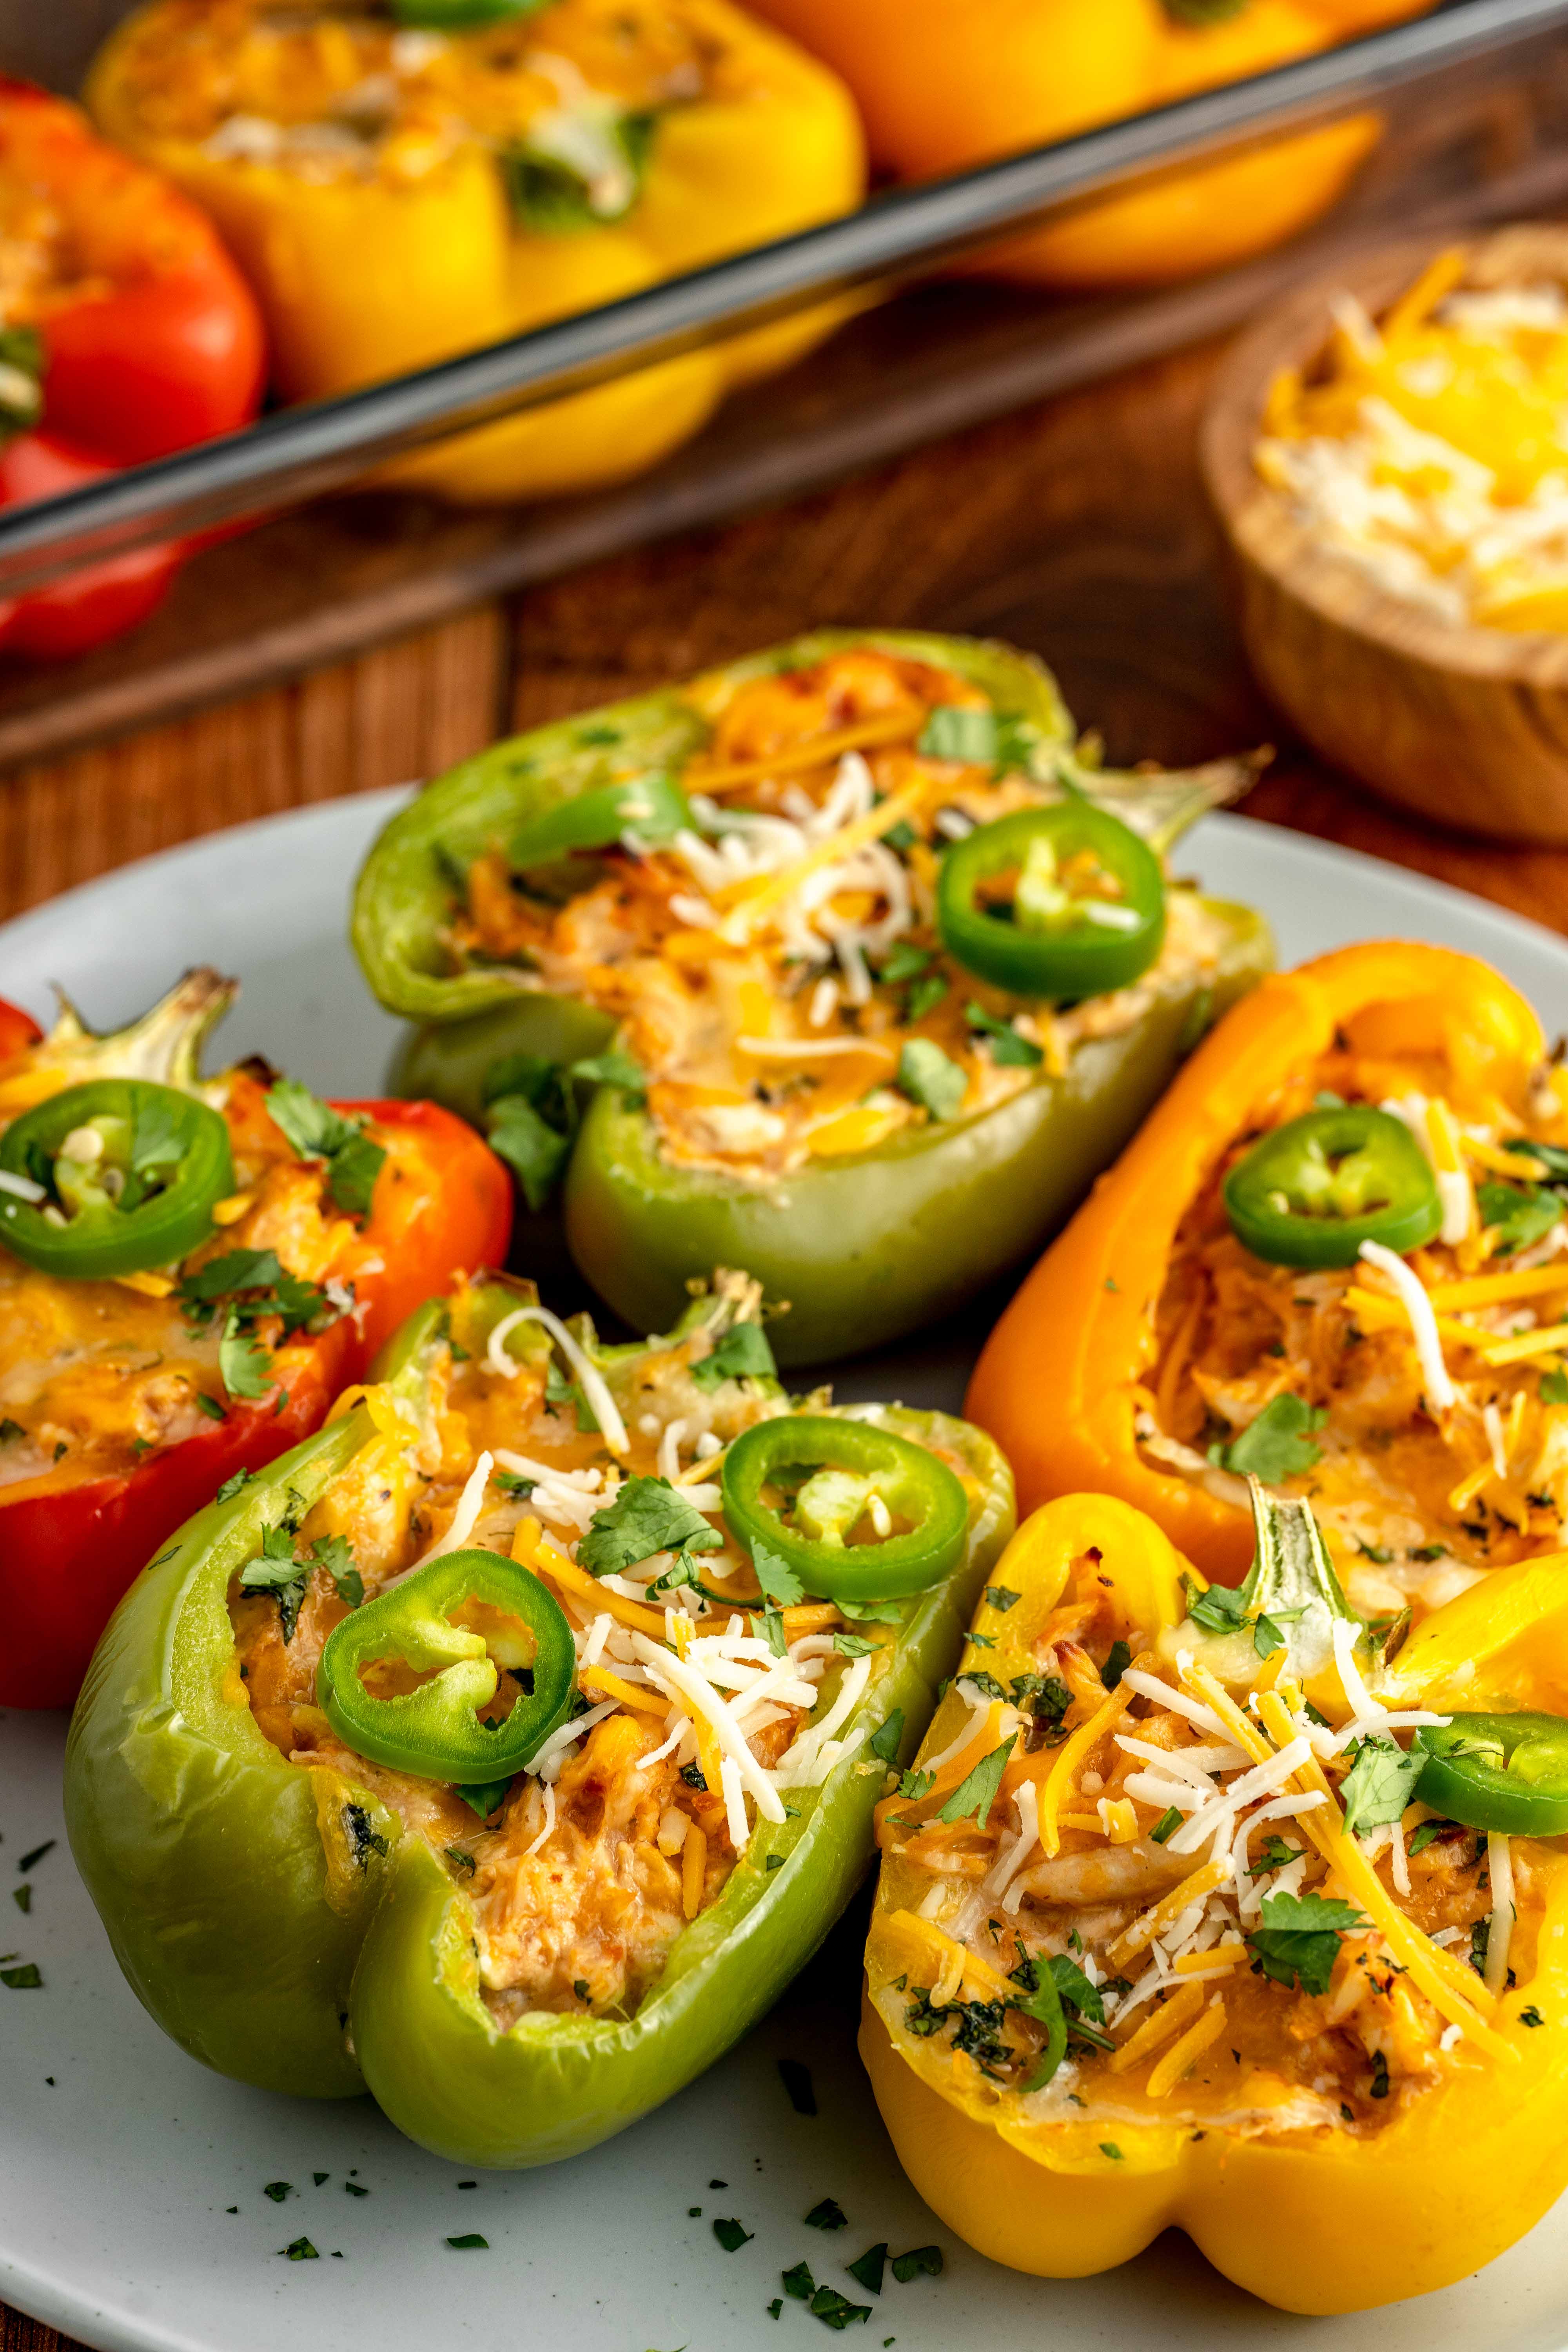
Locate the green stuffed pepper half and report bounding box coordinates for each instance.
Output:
[351,628,1274,1364]
[65,1268,1013,2165]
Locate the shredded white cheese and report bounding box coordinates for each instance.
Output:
[1359,1238,1456,1412]
[488,1304,629,1457]
[1484,1831,1514,1997]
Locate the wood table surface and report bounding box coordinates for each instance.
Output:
[4,318,1566,2352]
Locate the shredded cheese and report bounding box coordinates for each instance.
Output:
[1108,1980,1205,2073]
[1359,1238,1456,1410]
[488,1304,629,1457]
[1145,1993,1228,2098]
[1485,1831,1515,1998]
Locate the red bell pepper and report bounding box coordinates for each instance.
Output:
[0,975,512,1708]
[0,80,265,661]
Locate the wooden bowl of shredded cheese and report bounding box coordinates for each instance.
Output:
[1202,224,1568,844]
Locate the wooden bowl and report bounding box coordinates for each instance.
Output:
[1201,223,1568,846]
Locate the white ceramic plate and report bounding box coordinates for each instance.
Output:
[4,799,1568,2352]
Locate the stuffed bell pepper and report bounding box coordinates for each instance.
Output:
[352,627,1273,1363]
[0,968,511,1708]
[0,78,265,657]
[87,0,864,505]
[862,1478,1568,2312]
[65,1266,1013,2161]
[969,942,1568,1623]
[748,0,1433,289]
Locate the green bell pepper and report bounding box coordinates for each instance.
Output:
[64,1281,1014,2160]
[352,630,1273,1365]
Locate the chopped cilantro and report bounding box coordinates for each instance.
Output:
[280,2238,318,2260]
[570,1049,646,1100]
[578,1475,723,1577]
[897,1765,935,1801]
[219,1312,274,1401]
[457,1778,513,1820]
[492,1468,534,1498]
[692,1322,777,1391]
[1543,1368,1568,1407]
[1247,1833,1302,1875]
[238,1526,308,1642]
[13,1886,29,1914]
[889,2245,943,2283]
[750,1540,805,1607]
[878,945,931,985]
[1208,1393,1326,1482]
[1247,1891,1367,1996]
[1369,2049,1390,2099]
[868,1710,904,1764]
[343,1804,389,1868]
[344,2181,370,2196]
[266,1080,386,1218]
[264,2182,293,2203]
[18,1840,54,1873]
[1339,1735,1425,1836]
[805,2199,848,2231]
[917,706,1001,763]
[936,1735,1016,1830]
[810,2286,871,2329]
[486,1090,573,1213]
[783,2261,816,2301]
[833,1632,879,1657]
[1,1963,41,1988]
[194,1392,226,1421]
[906,972,949,1023]
[1185,1575,1247,1634]
[896,1038,967,1123]
[1099,2145,1123,2163]
[984,1585,1021,1612]
[966,1002,1043,1067]
[0,1418,24,1443]
[308,1532,363,1609]
[768,2301,783,2321]
[445,2234,488,2250]
[1405,1819,1446,1856]
[214,1468,254,1503]
[847,2245,887,2295]
[713,2218,754,2252]
[1477,1180,1561,1256]
[1101,1639,1132,1688]
[1521,2006,1546,2027]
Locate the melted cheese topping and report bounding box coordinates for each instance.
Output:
[233,1275,968,2023]
[1258,247,1568,632]
[873,1553,1549,2138]
[0,1068,395,1493]
[454,648,1229,1185]
[1140,1034,1568,1614]
[104,0,727,189]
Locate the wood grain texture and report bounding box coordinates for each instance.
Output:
[1205,222,1568,846]
[10,305,1568,2352]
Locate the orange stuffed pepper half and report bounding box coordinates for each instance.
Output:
[969,941,1568,1613]
[862,1483,1568,2312]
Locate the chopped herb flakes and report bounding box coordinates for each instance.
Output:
[896,1038,967,1123]
[263,2182,293,2202]
[279,2238,318,2261]
[691,1322,777,1391]
[984,1585,1021,1612]
[579,1476,722,1577]
[889,2245,943,2283]
[1247,1892,1367,1997]
[12,1887,28,1913]
[18,1840,54,1873]
[1340,1735,1425,1837]
[446,2234,488,2250]
[713,2218,753,2252]
[937,1734,1015,1830]
[847,2244,887,2294]
[1,1962,41,1988]
[810,2286,872,2329]
[868,1710,904,1764]
[344,2181,370,2197]
[805,2198,848,2231]
[1208,1393,1327,1483]
[783,2261,816,2300]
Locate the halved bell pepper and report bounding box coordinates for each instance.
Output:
[87,0,863,506]
[966,942,1550,1583]
[0,970,512,1709]
[861,1484,1568,2314]
[352,627,1274,1364]
[747,0,1434,289]
[64,1274,1014,2155]
[0,78,265,658]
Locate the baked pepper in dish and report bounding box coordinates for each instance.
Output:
[0,969,511,1709]
[743,0,1429,289]
[0,78,265,657]
[967,941,1568,1611]
[746,0,1434,291]
[353,628,1273,1363]
[87,0,863,506]
[861,1479,1568,2313]
[65,1268,1013,2158]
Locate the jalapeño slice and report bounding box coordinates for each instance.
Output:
[1223,1104,1442,1270]
[936,802,1165,1001]
[0,1077,233,1279]
[721,1414,968,1604]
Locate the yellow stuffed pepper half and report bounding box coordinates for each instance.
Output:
[861,1481,1568,2314]
[88,0,865,503]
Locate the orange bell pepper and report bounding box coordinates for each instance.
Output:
[965,943,1548,1583]
[747,0,1434,287]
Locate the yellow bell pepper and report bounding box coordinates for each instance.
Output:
[747,0,1434,287]
[87,0,864,503]
[862,1488,1568,2313]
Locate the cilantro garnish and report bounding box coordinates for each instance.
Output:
[263,2182,293,2203]
[1477,1179,1561,1256]
[778,2058,817,2115]
[966,1002,1043,1068]
[936,1734,1016,1830]
[804,2198,848,2231]
[1405,1819,1448,1857]
[220,1313,274,1401]
[1339,1734,1425,1837]
[896,1038,967,1123]
[809,2286,871,2329]
[713,2218,753,2252]
[1100,1639,1132,1688]
[1247,1891,1367,1996]
[1541,1368,1568,1407]
[1247,1833,1302,1875]
[238,1526,309,1642]
[1,1962,41,1988]
[266,1080,386,1219]
[897,1765,935,1801]
[783,2260,816,2300]
[889,2245,943,2283]
[985,1585,1021,1612]
[1150,1806,1182,1844]
[868,1710,904,1764]
[445,2233,488,2251]
[18,1840,55,1873]
[750,1540,804,1607]
[215,1468,254,1503]
[279,2238,318,2260]
[846,2243,887,2294]
[486,1092,572,1213]
[691,1321,777,1392]
[1208,1393,1327,1482]
[578,1475,722,1577]
[1184,1575,1247,1634]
